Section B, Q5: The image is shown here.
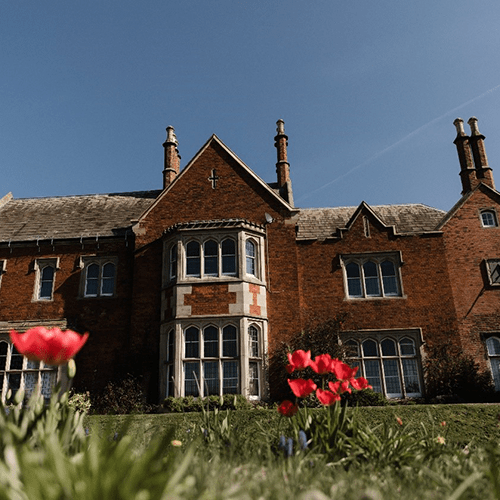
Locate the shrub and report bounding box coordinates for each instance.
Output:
[68,390,92,413]
[163,394,254,413]
[91,374,153,414]
[424,343,494,402]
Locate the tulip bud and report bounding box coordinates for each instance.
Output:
[14,388,25,405]
[68,359,76,379]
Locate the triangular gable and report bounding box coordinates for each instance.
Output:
[139,134,297,222]
[437,182,500,230]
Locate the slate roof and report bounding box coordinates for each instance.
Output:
[0,190,446,244]
[0,191,161,242]
[296,204,446,240]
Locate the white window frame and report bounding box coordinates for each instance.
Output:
[33,258,59,301]
[0,339,59,404]
[342,253,403,299]
[486,336,500,391]
[345,333,422,398]
[248,324,262,398]
[79,256,117,298]
[163,229,265,285]
[480,209,498,228]
[182,323,240,397]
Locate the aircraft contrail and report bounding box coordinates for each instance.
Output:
[297,84,500,204]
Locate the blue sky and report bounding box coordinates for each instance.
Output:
[2,1,500,211]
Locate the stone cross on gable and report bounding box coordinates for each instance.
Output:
[208,169,220,189]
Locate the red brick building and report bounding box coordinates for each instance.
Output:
[1,117,500,402]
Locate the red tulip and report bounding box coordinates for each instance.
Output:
[316,388,340,406]
[277,400,299,417]
[286,350,311,373]
[350,376,372,391]
[10,327,89,366]
[288,378,317,398]
[329,380,352,395]
[331,359,359,381]
[309,353,334,375]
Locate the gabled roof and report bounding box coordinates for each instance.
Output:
[0,191,160,243]
[436,182,500,230]
[296,203,446,241]
[139,134,297,221]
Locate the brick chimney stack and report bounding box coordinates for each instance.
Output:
[468,117,495,189]
[454,117,495,194]
[454,118,476,194]
[163,126,181,189]
[274,119,290,187]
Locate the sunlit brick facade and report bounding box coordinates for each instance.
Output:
[1,117,500,402]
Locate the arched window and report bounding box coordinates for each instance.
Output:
[39,265,55,300]
[182,324,240,397]
[343,255,402,298]
[246,240,256,276]
[248,325,259,357]
[186,241,201,277]
[169,244,177,280]
[0,340,57,403]
[204,240,218,276]
[83,260,116,297]
[85,263,100,296]
[221,238,236,276]
[486,337,500,391]
[347,336,421,398]
[101,263,115,296]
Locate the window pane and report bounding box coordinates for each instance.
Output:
[223,361,238,394]
[383,359,401,395]
[204,240,218,276]
[346,263,362,297]
[204,326,219,357]
[101,263,115,296]
[399,338,416,356]
[184,362,200,396]
[24,372,38,400]
[170,245,177,279]
[246,241,256,276]
[223,325,237,357]
[363,261,380,296]
[222,239,236,275]
[10,346,23,370]
[249,326,259,357]
[381,338,397,356]
[249,361,259,396]
[362,339,378,357]
[402,358,421,395]
[185,327,199,358]
[204,361,219,395]
[85,264,99,296]
[364,360,382,393]
[39,266,55,299]
[186,242,201,277]
[381,261,399,296]
[7,373,21,398]
[167,330,175,362]
[345,339,360,357]
[0,341,8,370]
[487,337,500,356]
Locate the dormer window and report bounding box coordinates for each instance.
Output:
[481,210,498,227]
